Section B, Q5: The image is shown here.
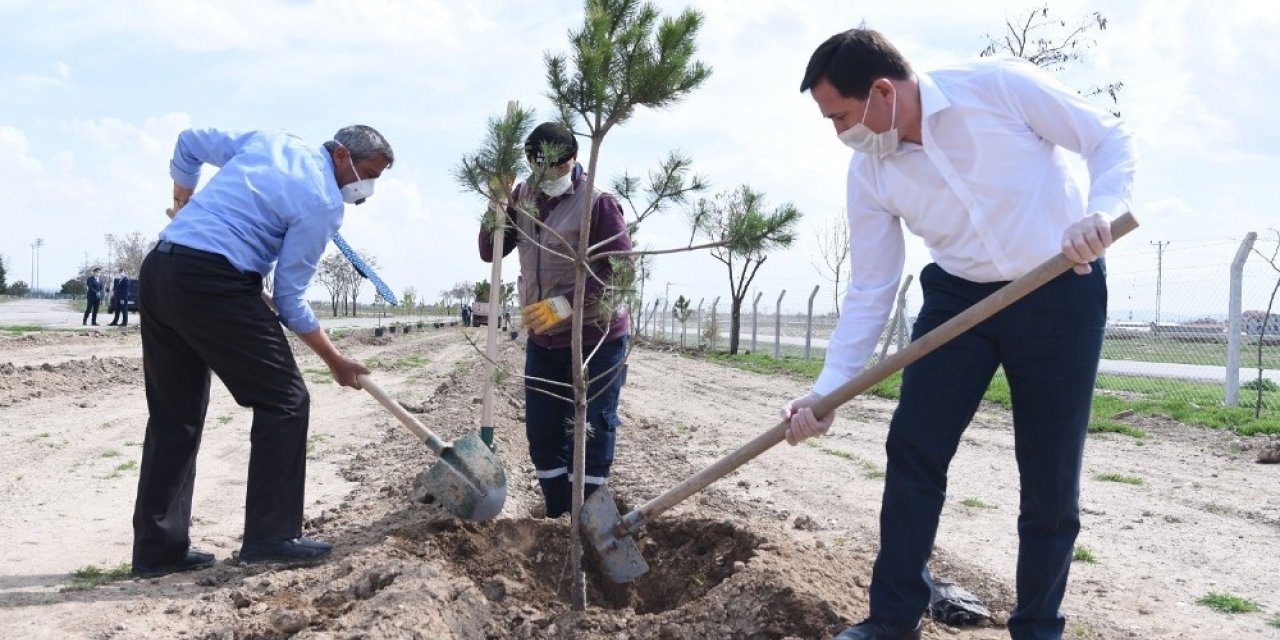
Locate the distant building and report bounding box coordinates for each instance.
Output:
[1243,310,1280,336]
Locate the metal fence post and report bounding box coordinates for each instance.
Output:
[710,296,720,351]
[774,290,787,359]
[805,285,820,359]
[1227,232,1258,406]
[696,298,705,347]
[752,291,763,352]
[649,299,660,339]
[880,275,915,361]
[662,299,671,343]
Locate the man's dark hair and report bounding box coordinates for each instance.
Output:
[524,122,578,166]
[799,29,913,99]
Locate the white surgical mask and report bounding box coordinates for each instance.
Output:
[540,171,574,198]
[340,155,376,205]
[837,84,899,158]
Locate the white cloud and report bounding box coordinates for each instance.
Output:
[1,0,1276,317]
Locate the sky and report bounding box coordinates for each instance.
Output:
[2,0,1278,321]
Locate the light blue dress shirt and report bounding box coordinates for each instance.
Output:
[162,128,343,334]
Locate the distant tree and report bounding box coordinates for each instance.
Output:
[474,280,491,301]
[402,286,416,310]
[60,278,88,297]
[693,185,802,355]
[105,232,154,276]
[672,295,692,346]
[0,255,8,293]
[813,211,850,317]
[316,252,351,317]
[346,250,378,313]
[9,281,30,297]
[980,4,1123,116]
[613,152,709,306]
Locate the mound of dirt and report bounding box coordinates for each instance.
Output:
[0,355,141,406]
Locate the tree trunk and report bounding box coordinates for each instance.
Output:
[729,307,742,354]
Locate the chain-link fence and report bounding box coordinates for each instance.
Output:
[636,236,1280,419]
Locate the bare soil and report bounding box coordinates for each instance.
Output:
[1,326,1277,639]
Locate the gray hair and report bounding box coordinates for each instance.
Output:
[329,124,394,167]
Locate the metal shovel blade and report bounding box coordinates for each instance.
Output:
[419,432,508,521]
[580,485,648,583]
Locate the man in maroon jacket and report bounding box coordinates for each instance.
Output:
[479,122,632,518]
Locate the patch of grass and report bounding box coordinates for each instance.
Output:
[1203,502,1233,516]
[686,347,1280,436]
[1087,418,1147,439]
[1243,378,1279,393]
[832,536,849,546]
[100,450,120,458]
[1267,615,1280,629]
[303,367,332,384]
[68,562,132,590]
[0,324,45,335]
[368,355,432,371]
[107,461,138,479]
[1094,472,1142,485]
[1196,592,1260,614]
[803,441,884,479]
[1072,546,1098,563]
[306,433,331,456]
[215,414,233,425]
[702,351,823,379]
[960,497,994,509]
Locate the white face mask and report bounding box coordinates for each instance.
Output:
[340,155,376,205]
[540,170,574,198]
[837,84,899,158]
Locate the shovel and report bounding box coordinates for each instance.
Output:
[582,213,1139,583]
[258,291,507,521]
[359,374,508,521]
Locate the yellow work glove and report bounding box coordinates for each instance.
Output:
[521,296,573,335]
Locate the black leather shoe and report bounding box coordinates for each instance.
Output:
[132,550,216,578]
[832,619,922,640]
[239,537,333,565]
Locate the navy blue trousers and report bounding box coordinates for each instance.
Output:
[869,261,1106,640]
[524,336,627,517]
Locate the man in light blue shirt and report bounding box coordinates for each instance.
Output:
[132,125,393,577]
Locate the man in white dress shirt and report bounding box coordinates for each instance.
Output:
[782,29,1136,640]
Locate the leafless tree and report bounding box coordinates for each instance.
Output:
[812,210,850,317]
[980,4,1124,116]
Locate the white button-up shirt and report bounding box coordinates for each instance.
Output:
[813,57,1137,396]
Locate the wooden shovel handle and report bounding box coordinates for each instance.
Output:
[257,291,449,455]
[358,374,450,454]
[617,213,1139,536]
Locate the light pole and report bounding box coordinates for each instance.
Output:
[34,238,45,294]
[1151,240,1169,323]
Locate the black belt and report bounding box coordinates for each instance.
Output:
[154,241,227,262]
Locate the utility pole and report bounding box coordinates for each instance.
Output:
[665,281,674,303]
[1151,241,1169,323]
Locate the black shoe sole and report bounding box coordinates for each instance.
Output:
[132,558,215,578]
